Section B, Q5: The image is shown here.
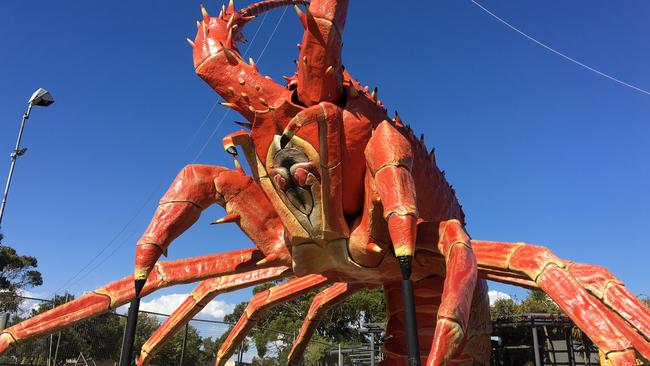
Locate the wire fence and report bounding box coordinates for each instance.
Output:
[0,295,346,366]
[1,296,645,366]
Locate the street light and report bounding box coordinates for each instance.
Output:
[0,88,55,238]
[28,88,55,107]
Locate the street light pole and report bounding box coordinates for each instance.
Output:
[0,103,33,229]
[0,88,54,238]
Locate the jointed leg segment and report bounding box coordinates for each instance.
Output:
[472,240,649,364]
[138,266,292,366]
[0,248,277,354]
[426,220,478,366]
[215,274,331,365]
[135,165,290,281]
[287,282,364,364]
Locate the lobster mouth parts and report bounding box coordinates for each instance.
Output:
[271,145,320,217]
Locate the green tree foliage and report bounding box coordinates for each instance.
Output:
[3,294,214,365]
[28,293,123,362]
[490,290,560,321]
[126,312,217,366]
[218,282,386,366]
[490,291,564,366]
[490,297,519,321]
[0,244,43,312]
[518,290,560,314]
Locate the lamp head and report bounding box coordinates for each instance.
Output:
[28,88,54,107]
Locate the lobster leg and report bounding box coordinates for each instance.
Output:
[425,220,478,366]
[0,249,278,354]
[471,240,649,365]
[450,279,492,366]
[381,278,491,366]
[286,282,364,364]
[135,164,290,282]
[215,274,331,365]
[367,122,480,364]
[565,261,650,340]
[296,0,349,106]
[365,120,418,259]
[138,266,292,366]
[365,120,426,364]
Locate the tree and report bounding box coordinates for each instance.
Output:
[0,243,43,312]
[490,297,519,321]
[28,293,123,362]
[120,311,215,366]
[219,282,386,365]
[518,290,560,314]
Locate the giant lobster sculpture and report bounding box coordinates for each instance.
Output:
[1,1,649,365]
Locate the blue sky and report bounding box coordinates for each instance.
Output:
[1,0,649,326]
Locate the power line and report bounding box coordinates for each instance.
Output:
[470,0,650,96]
[51,190,159,295]
[53,8,286,297]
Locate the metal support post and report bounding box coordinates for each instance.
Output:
[47,297,55,366]
[565,327,575,366]
[338,344,343,366]
[119,280,145,366]
[0,104,32,232]
[398,256,420,366]
[532,325,542,366]
[370,332,375,366]
[237,342,244,365]
[178,322,189,366]
[52,294,70,365]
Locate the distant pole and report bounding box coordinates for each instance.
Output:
[532,324,542,366]
[565,328,576,366]
[338,344,342,366]
[0,104,32,231]
[47,297,55,366]
[0,88,54,239]
[53,294,70,365]
[370,332,375,366]
[237,342,244,364]
[179,323,189,366]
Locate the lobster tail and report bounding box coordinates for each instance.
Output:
[239,0,310,18]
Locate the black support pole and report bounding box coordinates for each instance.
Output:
[119,279,146,366]
[398,256,421,366]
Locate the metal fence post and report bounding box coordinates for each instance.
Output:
[370,332,375,366]
[565,327,575,366]
[53,294,70,365]
[179,323,189,366]
[47,297,55,366]
[532,323,542,366]
[338,344,342,366]
[237,342,244,365]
